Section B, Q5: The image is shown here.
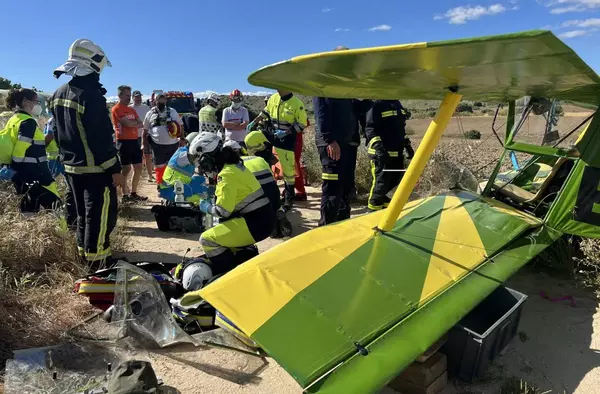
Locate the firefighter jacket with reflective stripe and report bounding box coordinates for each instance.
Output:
[162,146,195,186]
[365,100,408,157]
[262,93,307,151]
[242,155,280,211]
[209,162,270,219]
[7,111,54,186]
[49,74,121,175]
[313,98,373,147]
[198,105,224,134]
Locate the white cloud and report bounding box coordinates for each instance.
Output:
[335,28,350,32]
[544,0,600,14]
[435,4,507,24]
[322,7,333,12]
[559,29,590,37]
[368,24,392,32]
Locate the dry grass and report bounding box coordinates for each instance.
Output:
[0,182,129,371]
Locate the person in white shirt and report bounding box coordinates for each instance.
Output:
[221,89,249,146]
[129,90,153,181]
[143,92,185,184]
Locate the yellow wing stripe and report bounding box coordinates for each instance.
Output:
[418,196,487,304]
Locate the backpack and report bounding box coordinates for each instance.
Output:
[0,113,31,165]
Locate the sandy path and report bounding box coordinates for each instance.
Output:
[113,175,600,394]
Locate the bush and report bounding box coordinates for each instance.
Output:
[473,101,484,108]
[464,129,482,139]
[456,103,473,113]
[573,238,600,296]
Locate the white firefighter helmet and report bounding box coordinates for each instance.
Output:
[223,139,242,151]
[54,38,112,78]
[189,132,222,157]
[185,132,199,145]
[181,262,213,291]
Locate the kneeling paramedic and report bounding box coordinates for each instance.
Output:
[190,132,276,275]
[158,132,209,204]
[247,90,307,210]
[365,99,414,211]
[226,138,292,238]
[1,88,61,213]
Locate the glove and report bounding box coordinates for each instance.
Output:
[246,121,255,132]
[199,199,212,214]
[274,129,287,140]
[0,167,16,181]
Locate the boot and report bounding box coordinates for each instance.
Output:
[282,184,295,210]
[277,209,293,237]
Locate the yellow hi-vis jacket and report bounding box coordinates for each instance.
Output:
[262,93,307,151]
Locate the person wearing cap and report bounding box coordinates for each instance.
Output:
[49,38,124,270]
[158,131,209,204]
[129,90,153,182]
[111,85,147,203]
[198,93,224,136]
[142,92,185,184]
[221,90,249,146]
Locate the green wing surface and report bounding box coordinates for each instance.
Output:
[200,191,561,393]
[248,30,600,104]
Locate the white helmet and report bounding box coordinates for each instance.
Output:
[207,93,221,106]
[185,132,199,145]
[189,132,222,157]
[223,140,242,151]
[181,262,213,291]
[54,38,112,78]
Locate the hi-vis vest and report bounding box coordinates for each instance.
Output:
[198,105,223,134]
[0,112,45,165]
[161,146,195,187]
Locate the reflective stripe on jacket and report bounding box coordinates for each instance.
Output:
[262,93,307,151]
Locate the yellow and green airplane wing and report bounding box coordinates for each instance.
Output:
[200,191,561,393]
[248,30,600,104]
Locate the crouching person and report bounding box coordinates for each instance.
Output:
[190,132,276,275]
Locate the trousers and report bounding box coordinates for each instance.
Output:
[294,134,306,195]
[273,147,295,209]
[13,180,62,213]
[368,156,404,211]
[67,173,118,269]
[318,144,353,226]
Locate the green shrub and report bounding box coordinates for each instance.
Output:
[464,129,481,139]
[473,101,484,108]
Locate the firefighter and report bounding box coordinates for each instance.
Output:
[190,132,276,275]
[4,88,61,213]
[247,90,307,210]
[365,99,412,211]
[50,38,124,269]
[198,93,224,136]
[228,138,292,238]
[158,132,208,203]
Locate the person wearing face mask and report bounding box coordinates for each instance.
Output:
[50,38,124,270]
[3,88,61,213]
[143,92,185,184]
[221,90,249,147]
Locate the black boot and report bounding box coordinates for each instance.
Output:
[282,184,295,210]
[278,209,293,237]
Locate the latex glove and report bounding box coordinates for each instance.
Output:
[0,167,16,181]
[274,129,287,140]
[199,199,212,214]
[246,121,255,132]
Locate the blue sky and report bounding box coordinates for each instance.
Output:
[3,0,600,101]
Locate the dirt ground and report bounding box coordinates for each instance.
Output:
[109,156,600,394]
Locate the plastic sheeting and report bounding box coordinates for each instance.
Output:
[111,261,200,348]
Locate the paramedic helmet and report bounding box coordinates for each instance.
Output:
[207,93,220,107]
[244,131,269,155]
[181,262,213,291]
[185,132,199,145]
[54,38,112,78]
[223,139,247,155]
[189,132,223,173]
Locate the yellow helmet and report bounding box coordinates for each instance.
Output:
[244,131,269,154]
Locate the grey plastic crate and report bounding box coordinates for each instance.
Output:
[441,286,527,382]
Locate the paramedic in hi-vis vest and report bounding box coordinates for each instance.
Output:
[158,132,208,203]
[247,90,307,210]
[190,132,276,276]
[365,99,413,211]
[50,38,124,270]
[2,88,61,212]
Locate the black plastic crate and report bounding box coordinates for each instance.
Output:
[441,286,527,382]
